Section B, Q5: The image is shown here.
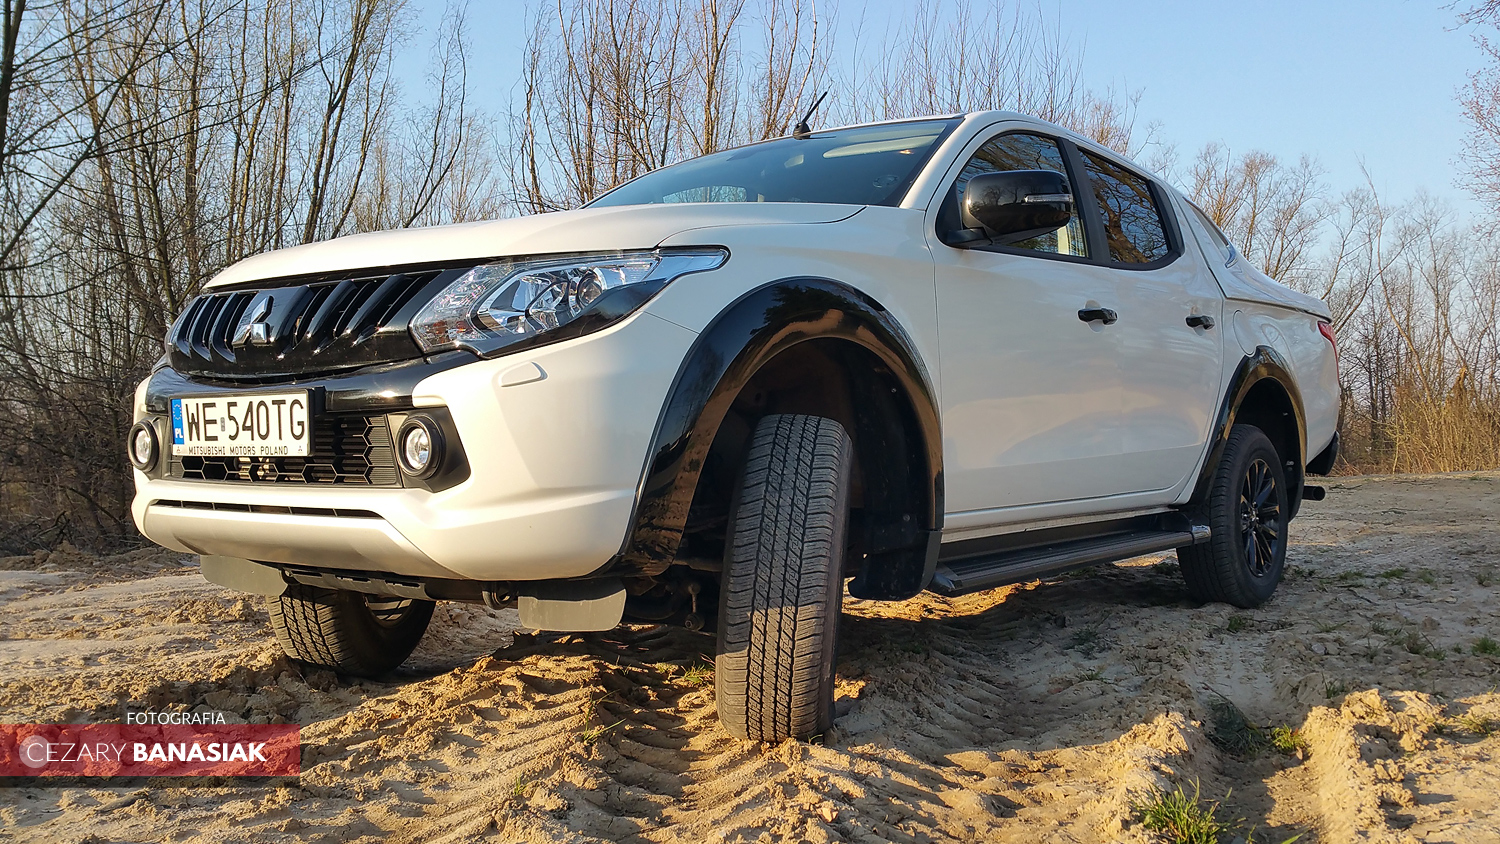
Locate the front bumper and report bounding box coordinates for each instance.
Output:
[131,310,699,582]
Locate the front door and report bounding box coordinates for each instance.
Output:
[931,131,1135,515]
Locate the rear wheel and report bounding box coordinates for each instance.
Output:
[1178,423,1289,608]
[268,584,434,677]
[716,414,853,742]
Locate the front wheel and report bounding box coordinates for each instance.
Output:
[1178,423,1289,608]
[268,584,434,677]
[716,414,853,742]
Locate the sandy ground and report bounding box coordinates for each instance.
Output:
[0,472,1497,843]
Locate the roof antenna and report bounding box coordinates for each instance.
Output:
[791,90,830,139]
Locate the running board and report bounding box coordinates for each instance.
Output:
[928,525,1210,597]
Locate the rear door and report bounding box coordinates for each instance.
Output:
[1071,148,1225,497]
[930,131,1136,514]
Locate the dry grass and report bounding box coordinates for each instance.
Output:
[1340,390,1500,475]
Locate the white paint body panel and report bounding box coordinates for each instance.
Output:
[1169,189,1339,461]
[132,110,1340,580]
[134,310,698,581]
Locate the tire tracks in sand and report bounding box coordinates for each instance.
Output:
[3,472,1500,842]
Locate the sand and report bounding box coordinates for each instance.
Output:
[0,472,1497,843]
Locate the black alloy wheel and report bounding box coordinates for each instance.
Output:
[1177,424,1290,608]
[1239,456,1283,578]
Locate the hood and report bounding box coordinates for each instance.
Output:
[206,203,862,287]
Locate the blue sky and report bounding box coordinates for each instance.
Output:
[405,0,1485,215]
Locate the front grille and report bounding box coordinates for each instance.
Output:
[166,267,461,379]
[169,414,400,487]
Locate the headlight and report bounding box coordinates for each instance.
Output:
[410,249,727,356]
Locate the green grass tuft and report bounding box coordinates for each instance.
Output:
[1324,678,1348,700]
[579,718,625,745]
[681,662,714,687]
[1267,725,1310,757]
[1208,697,1262,756]
[1379,567,1409,580]
[1136,780,1230,844]
[582,691,615,722]
[1397,630,1446,659]
[1456,713,1496,736]
[1473,637,1500,657]
[1226,615,1249,634]
[1069,628,1107,656]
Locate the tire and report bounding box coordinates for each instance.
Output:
[268,583,434,677]
[1178,423,1290,608]
[716,414,853,742]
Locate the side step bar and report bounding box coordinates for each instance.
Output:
[929,524,1210,597]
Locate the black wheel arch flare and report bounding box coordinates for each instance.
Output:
[608,277,945,599]
[1195,345,1308,519]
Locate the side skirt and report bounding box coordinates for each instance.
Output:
[928,512,1210,597]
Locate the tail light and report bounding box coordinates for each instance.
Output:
[1318,321,1338,375]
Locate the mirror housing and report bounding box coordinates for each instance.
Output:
[959,169,1074,246]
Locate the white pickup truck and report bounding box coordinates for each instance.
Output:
[128,111,1340,743]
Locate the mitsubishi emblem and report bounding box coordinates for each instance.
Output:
[232,293,276,349]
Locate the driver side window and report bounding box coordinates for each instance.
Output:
[943,133,1089,257]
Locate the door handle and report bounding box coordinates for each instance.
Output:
[1186,314,1216,329]
[1077,307,1118,325]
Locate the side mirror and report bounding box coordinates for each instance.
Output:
[959,169,1075,246]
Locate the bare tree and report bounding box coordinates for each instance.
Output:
[848,0,1143,155]
[1188,143,1328,286]
[0,0,496,550]
[508,0,822,212]
[1457,0,1500,218]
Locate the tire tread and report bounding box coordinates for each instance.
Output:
[717,414,852,742]
[268,584,433,677]
[1178,424,1288,609]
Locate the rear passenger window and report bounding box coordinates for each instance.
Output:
[945,133,1088,257]
[1079,150,1170,264]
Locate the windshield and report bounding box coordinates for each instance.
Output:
[589,119,960,209]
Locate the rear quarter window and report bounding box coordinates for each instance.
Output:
[1187,201,1236,264]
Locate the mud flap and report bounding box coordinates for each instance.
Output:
[200,555,289,597]
[517,578,626,632]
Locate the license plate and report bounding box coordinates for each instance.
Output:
[170,392,311,457]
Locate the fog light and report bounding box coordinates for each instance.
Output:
[403,427,431,471]
[397,416,443,479]
[129,421,159,471]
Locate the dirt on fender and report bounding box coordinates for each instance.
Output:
[1,472,1497,843]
